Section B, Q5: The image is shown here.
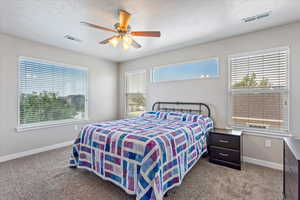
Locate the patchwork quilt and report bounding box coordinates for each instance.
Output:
[70,112,213,200]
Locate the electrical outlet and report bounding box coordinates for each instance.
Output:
[74,125,78,131]
[265,139,272,148]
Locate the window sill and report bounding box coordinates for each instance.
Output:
[242,130,292,139]
[16,119,90,132]
[230,126,291,139]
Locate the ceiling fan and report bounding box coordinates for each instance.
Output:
[81,9,161,50]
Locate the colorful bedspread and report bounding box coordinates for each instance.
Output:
[70,112,213,200]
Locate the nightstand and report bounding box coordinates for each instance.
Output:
[208,128,243,170]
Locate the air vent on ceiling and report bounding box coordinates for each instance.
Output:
[242,11,271,23]
[64,35,82,42]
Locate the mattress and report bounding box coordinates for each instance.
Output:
[70,111,213,200]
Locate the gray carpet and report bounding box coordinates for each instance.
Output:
[0,146,282,200]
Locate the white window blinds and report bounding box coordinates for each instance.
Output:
[126,71,146,94]
[125,71,146,117]
[19,57,88,128]
[229,48,289,134]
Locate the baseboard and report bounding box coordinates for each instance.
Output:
[0,141,73,163]
[243,156,283,170]
[0,142,283,171]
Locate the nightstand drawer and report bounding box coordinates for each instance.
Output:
[209,133,240,150]
[210,146,240,163]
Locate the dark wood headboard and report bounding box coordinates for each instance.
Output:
[152,101,211,117]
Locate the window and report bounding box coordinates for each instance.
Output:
[229,47,289,134]
[18,57,88,129]
[125,71,146,117]
[152,58,219,82]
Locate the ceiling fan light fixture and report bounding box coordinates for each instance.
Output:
[109,36,119,47]
[122,41,130,50]
[122,35,132,45]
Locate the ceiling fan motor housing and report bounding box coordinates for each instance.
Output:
[114,23,131,33]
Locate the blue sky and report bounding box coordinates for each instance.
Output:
[153,59,219,82]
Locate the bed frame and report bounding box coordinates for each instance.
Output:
[152,101,211,117]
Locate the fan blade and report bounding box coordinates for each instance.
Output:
[99,36,116,44]
[81,22,116,33]
[119,9,131,31]
[130,37,142,48]
[131,31,161,37]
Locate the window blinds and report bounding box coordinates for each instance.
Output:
[126,71,146,94]
[19,58,88,127]
[229,48,289,133]
[125,71,146,117]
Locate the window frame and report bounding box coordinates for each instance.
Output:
[124,70,147,118]
[227,47,290,136]
[151,57,220,83]
[17,56,89,132]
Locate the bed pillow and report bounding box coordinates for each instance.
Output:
[184,114,214,132]
[166,112,214,132]
[141,111,213,132]
[140,111,168,119]
[165,112,186,121]
[166,112,203,122]
[198,116,214,132]
[184,114,202,122]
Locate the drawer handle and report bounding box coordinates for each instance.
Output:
[219,139,229,143]
[219,153,229,157]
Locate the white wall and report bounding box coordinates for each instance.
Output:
[119,22,300,164]
[1,22,299,165]
[0,33,118,157]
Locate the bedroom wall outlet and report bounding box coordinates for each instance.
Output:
[265,139,272,148]
[74,125,78,131]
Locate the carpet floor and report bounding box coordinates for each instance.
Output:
[0,146,282,200]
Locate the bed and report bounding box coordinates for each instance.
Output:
[70,102,213,200]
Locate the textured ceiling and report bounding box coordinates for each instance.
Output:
[1,0,300,62]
